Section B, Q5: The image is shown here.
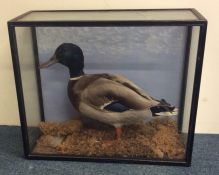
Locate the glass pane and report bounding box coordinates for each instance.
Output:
[15,27,41,149]
[13,22,204,163]
[181,26,200,142]
[31,26,188,161]
[17,10,198,22]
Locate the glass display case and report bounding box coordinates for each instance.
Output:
[8,9,207,166]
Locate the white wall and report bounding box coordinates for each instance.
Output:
[0,0,218,133]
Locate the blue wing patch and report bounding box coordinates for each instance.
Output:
[104,101,130,112]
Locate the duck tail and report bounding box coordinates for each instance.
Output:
[150,98,177,116]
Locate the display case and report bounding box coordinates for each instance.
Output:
[8,9,207,166]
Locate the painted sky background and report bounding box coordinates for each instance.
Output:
[36,26,187,122]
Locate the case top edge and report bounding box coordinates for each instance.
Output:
[8,9,207,25]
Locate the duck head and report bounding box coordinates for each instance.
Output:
[40,43,84,77]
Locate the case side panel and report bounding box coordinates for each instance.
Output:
[8,25,30,156]
[186,24,207,164]
[15,27,42,151]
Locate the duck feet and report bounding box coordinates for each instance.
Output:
[102,127,122,148]
[115,127,122,140]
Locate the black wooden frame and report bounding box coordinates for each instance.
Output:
[8,9,207,166]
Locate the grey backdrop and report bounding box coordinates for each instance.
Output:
[36,26,187,122]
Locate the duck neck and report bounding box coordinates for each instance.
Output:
[69,68,84,78]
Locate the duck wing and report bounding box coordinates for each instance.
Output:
[81,75,159,111]
[98,73,157,101]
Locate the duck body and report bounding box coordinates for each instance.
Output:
[40,43,176,139]
[68,74,159,127]
[67,73,168,128]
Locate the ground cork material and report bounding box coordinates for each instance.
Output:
[33,118,185,160]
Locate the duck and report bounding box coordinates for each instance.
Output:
[39,43,177,140]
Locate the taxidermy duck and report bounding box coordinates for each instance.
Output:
[40,43,177,140]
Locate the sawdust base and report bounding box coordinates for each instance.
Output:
[32,118,185,160]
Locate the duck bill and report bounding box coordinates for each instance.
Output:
[39,55,58,69]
